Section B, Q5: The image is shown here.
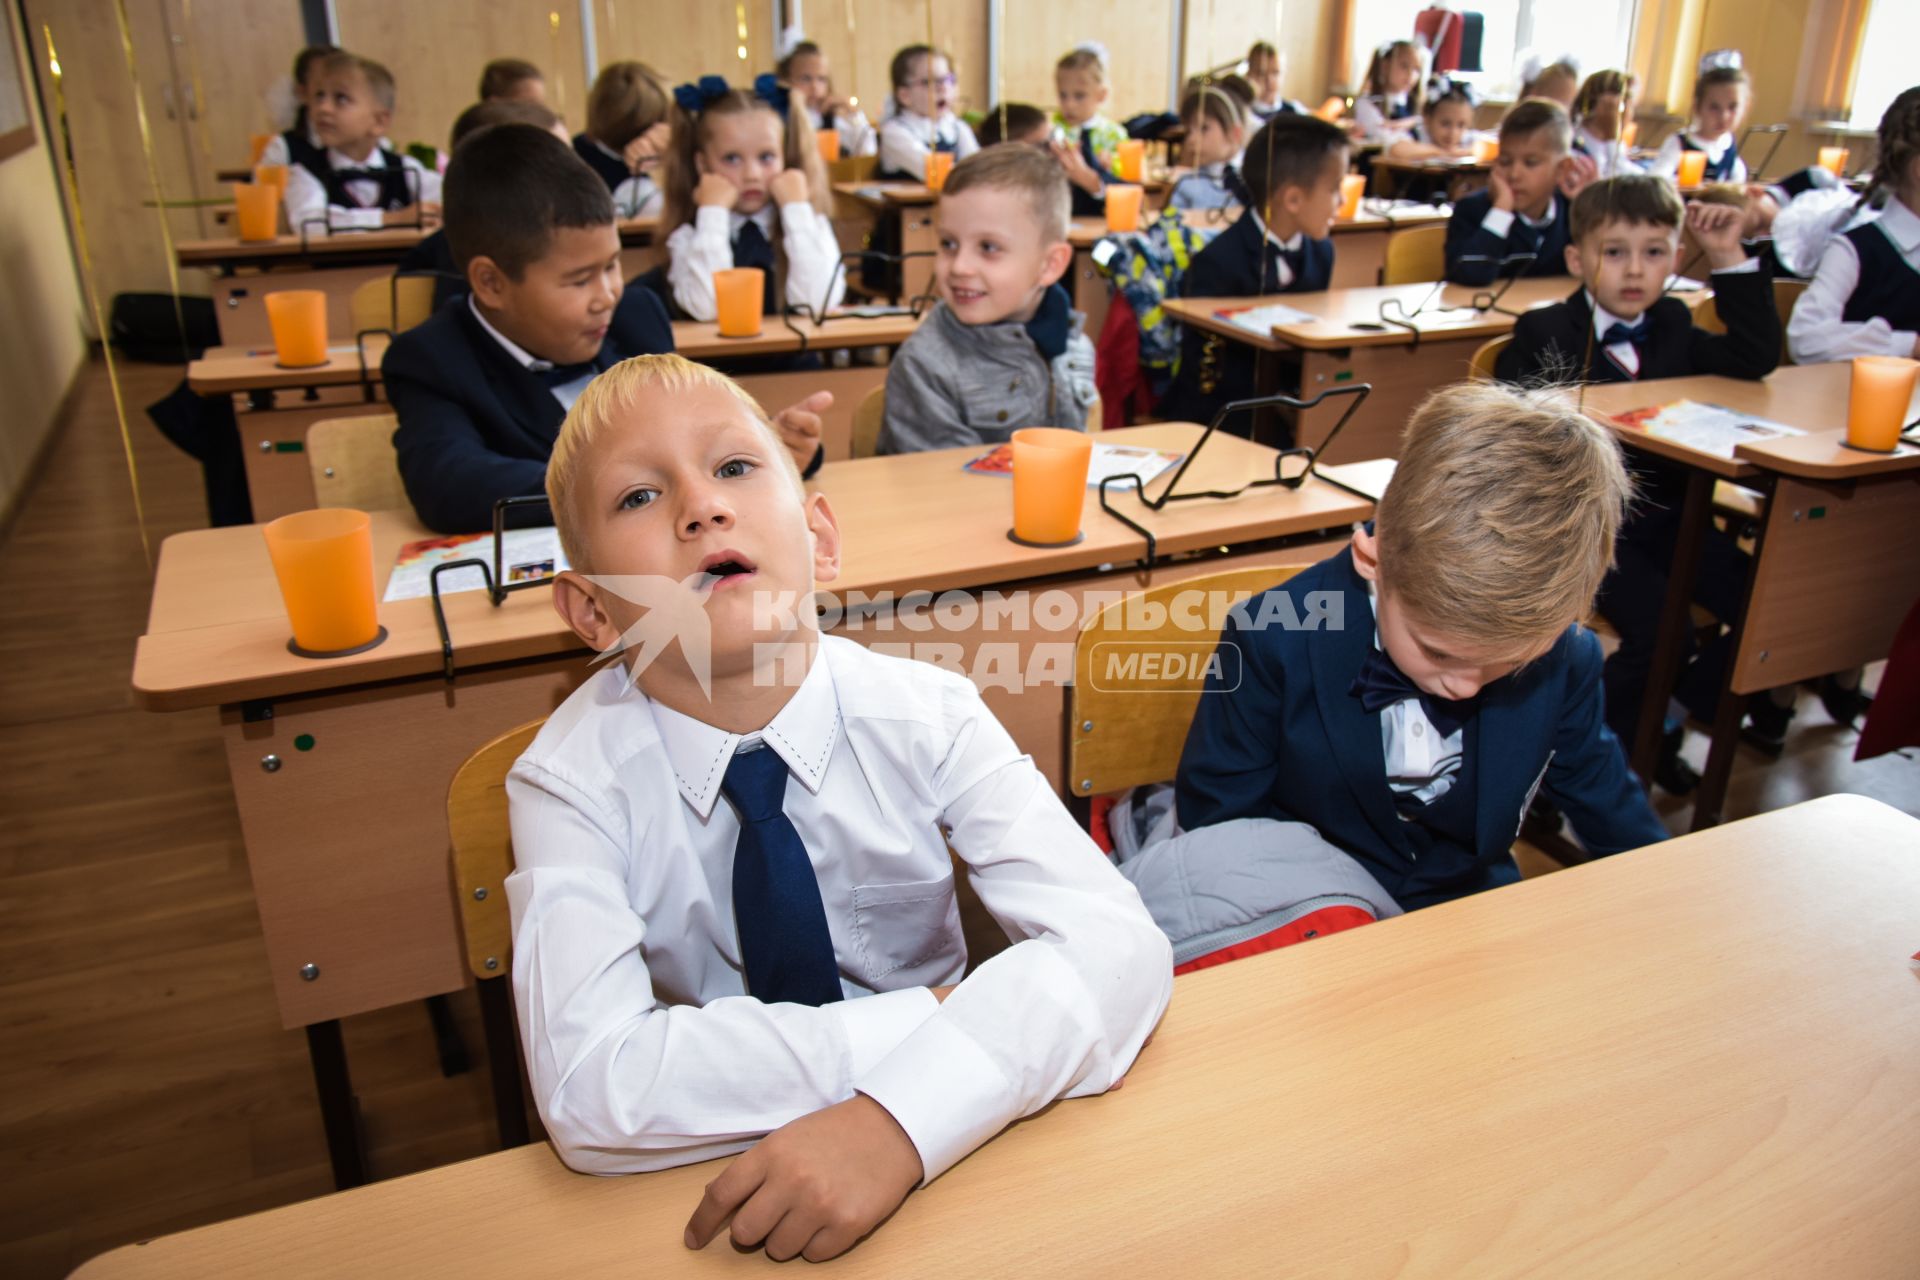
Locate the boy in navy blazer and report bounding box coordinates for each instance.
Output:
[1498,175,1778,793]
[1177,383,1666,911]
[385,123,826,534]
[1157,115,1347,435]
[1446,99,1592,285]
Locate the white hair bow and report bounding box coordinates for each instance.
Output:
[1698,48,1743,74]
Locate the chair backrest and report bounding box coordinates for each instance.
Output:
[308,413,406,512]
[1468,333,1512,381]
[1381,224,1447,285]
[1068,564,1308,798]
[852,384,887,458]
[448,718,547,981]
[350,273,438,336]
[1774,277,1807,364]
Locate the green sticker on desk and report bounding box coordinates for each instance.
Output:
[294,734,315,751]
[1334,370,1354,382]
[274,441,305,454]
[1811,507,1826,519]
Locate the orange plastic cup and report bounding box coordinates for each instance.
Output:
[263,289,329,367]
[249,132,273,167]
[262,508,382,656]
[816,127,841,165]
[1676,150,1708,187]
[254,162,289,197]
[1338,173,1366,219]
[233,181,280,241]
[924,151,954,191]
[1620,121,1639,150]
[1114,138,1146,183]
[714,268,766,337]
[1011,427,1093,545]
[1818,145,1850,176]
[1846,356,1919,453]
[1472,136,1499,165]
[1104,183,1144,232]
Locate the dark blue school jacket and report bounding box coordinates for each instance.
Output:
[1445,189,1572,285]
[1175,546,1667,894]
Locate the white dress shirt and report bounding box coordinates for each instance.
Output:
[1650,130,1747,183]
[282,144,441,234]
[505,635,1172,1181]
[664,199,847,322]
[878,110,979,182]
[1354,93,1413,143]
[1573,125,1643,177]
[1364,589,1462,809]
[466,296,597,409]
[257,123,320,171]
[1263,227,1306,289]
[805,102,878,158]
[1788,196,1920,364]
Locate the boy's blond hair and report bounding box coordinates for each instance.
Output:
[319,51,396,113]
[1376,383,1630,655]
[942,144,1071,242]
[547,355,803,572]
[1055,44,1108,82]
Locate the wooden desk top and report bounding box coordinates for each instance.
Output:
[1369,155,1492,175]
[132,424,1373,709]
[72,794,1920,1278]
[1062,203,1449,250]
[177,218,660,268]
[1581,363,1920,482]
[186,312,924,395]
[1167,276,1617,352]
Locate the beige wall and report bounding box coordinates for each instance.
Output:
[0,12,87,520]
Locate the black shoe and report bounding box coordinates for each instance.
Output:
[1741,693,1795,757]
[1654,725,1700,796]
[1816,674,1873,727]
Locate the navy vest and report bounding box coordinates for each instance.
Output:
[1679,134,1740,181]
[1839,221,1920,330]
[572,134,630,192]
[310,152,416,214]
[280,127,326,176]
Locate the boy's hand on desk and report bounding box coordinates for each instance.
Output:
[770,168,811,206]
[684,1094,923,1262]
[1686,200,1748,269]
[695,173,739,209]
[772,392,831,471]
[623,122,671,175]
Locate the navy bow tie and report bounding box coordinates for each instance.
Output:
[1349,646,1475,738]
[535,357,599,388]
[1602,319,1650,348]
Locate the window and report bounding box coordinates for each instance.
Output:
[1348,0,1637,97]
[1845,0,1920,131]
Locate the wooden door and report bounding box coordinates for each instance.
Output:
[169,0,305,197]
[331,0,592,145]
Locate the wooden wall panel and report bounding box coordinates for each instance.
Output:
[799,0,989,125]
[173,0,304,194]
[332,0,592,145]
[999,3,1176,119]
[1181,0,1337,105]
[591,0,777,96]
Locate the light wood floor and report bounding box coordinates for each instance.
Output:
[3,357,1915,1278]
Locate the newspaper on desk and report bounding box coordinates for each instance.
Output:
[383,527,569,602]
[1607,399,1803,460]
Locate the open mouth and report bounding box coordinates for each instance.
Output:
[698,549,758,589]
[948,285,987,305]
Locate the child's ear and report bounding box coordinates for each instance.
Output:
[372,106,392,135]
[1037,239,1074,288]
[1563,242,1584,275]
[1282,183,1307,216]
[468,255,511,308]
[1349,526,1382,581]
[552,570,623,652]
[804,492,842,585]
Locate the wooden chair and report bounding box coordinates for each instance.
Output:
[447,717,547,1149]
[307,414,406,512]
[1067,565,1307,801]
[349,273,437,336]
[852,384,887,458]
[1381,225,1447,285]
[1468,334,1512,381]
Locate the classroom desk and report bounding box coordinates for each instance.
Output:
[1581,365,1920,828]
[1165,277,1712,461]
[72,793,1920,1279]
[182,218,662,346]
[1368,155,1491,201]
[131,423,1375,1187]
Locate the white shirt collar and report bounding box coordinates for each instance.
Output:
[1264,226,1305,254]
[729,202,781,238]
[1588,292,1640,339]
[589,136,625,163]
[1875,196,1920,256]
[1686,131,1732,160]
[1516,195,1558,229]
[466,295,550,371]
[326,144,389,171]
[647,642,841,818]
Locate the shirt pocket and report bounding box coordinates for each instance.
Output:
[850,877,962,987]
[955,364,1042,442]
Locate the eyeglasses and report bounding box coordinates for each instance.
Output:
[906,74,958,90]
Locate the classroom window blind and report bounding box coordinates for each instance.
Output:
[1845,0,1919,130]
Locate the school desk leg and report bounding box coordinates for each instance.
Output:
[1630,468,1715,782]
[1686,472,1780,832]
[478,977,531,1149]
[305,1019,368,1190]
[425,993,469,1077]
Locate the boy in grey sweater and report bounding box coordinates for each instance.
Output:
[877,146,1098,454]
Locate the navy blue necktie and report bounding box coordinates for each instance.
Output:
[721,747,843,1007]
[734,218,776,274]
[1602,319,1650,349]
[1349,646,1475,738]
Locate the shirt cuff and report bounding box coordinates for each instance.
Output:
[1711,257,1761,274]
[828,985,939,1083]
[856,1014,1017,1184]
[1479,207,1516,238]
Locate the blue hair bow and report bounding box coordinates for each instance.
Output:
[674,75,731,114]
[753,73,791,120]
